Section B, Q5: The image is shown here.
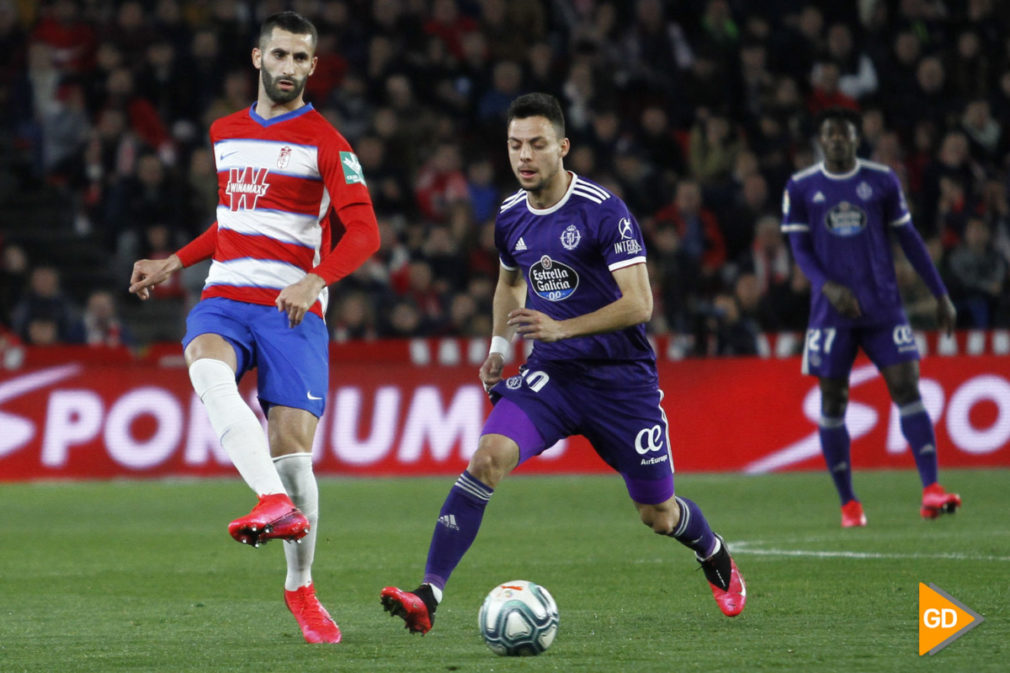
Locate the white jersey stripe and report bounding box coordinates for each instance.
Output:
[214,139,321,179]
[781,223,809,232]
[608,256,646,272]
[217,207,322,248]
[572,187,604,204]
[205,258,311,291]
[573,178,610,200]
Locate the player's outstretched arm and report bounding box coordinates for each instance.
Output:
[509,262,652,342]
[129,255,183,301]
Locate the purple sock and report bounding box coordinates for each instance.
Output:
[899,401,939,487]
[668,496,718,559]
[423,471,493,591]
[819,415,857,505]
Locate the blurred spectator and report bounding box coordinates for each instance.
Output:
[10,265,83,344]
[652,179,726,279]
[945,217,1007,327]
[414,141,469,223]
[329,290,378,342]
[823,21,878,100]
[382,297,425,337]
[703,287,760,356]
[959,99,1005,170]
[0,240,29,325]
[81,288,135,348]
[762,262,811,333]
[105,152,187,257]
[919,131,984,238]
[688,112,741,187]
[807,61,859,115]
[741,215,791,294]
[719,172,771,262]
[30,0,96,75]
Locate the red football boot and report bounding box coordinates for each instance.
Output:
[841,500,867,528]
[921,483,961,519]
[698,536,747,617]
[285,583,341,644]
[380,585,436,634]
[228,493,309,547]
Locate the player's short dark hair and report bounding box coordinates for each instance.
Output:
[507,93,566,139]
[815,106,862,135]
[259,11,317,50]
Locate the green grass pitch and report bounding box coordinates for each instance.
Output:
[1,469,1006,672]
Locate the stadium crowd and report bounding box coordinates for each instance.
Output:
[1,0,1009,356]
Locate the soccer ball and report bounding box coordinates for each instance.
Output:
[478,580,559,656]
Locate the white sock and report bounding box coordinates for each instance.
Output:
[189,358,285,496]
[275,453,318,591]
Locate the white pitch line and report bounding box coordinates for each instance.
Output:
[730,542,1010,563]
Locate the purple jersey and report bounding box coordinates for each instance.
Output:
[496,173,655,385]
[782,160,912,328]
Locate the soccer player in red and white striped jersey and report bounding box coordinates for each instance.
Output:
[130,11,379,644]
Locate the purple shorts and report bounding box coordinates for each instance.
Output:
[484,363,675,505]
[801,322,919,379]
[183,297,329,417]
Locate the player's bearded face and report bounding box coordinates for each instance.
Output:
[262,67,307,104]
[255,29,316,105]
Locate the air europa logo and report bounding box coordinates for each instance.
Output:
[918,583,984,655]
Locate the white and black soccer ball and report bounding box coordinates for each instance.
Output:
[478,580,559,656]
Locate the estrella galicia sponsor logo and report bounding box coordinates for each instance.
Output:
[529,255,578,302]
[824,201,867,236]
[560,224,581,250]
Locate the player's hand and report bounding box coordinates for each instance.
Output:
[479,352,505,393]
[936,294,957,336]
[129,255,182,300]
[276,273,326,328]
[507,308,567,342]
[822,280,862,319]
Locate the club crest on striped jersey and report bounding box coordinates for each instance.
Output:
[225,166,271,211]
[560,224,581,250]
[277,146,292,169]
[530,254,578,302]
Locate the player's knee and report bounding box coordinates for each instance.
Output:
[820,387,848,416]
[466,438,517,488]
[638,501,679,535]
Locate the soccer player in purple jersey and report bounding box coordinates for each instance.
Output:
[781,107,961,528]
[380,93,746,634]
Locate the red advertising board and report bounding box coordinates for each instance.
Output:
[0,344,1007,481]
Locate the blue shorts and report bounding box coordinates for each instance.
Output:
[183,297,329,417]
[801,322,919,379]
[486,361,675,505]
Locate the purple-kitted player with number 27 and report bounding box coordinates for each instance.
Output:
[782,107,961,529]
[380,93,746,634]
